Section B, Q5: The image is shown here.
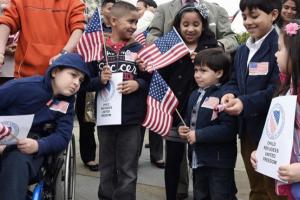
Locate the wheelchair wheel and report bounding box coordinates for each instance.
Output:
[54,135,76,200]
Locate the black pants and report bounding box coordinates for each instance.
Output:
[193,166,237,200]
[139,128,163,161]
[165,140,186,200]
[0,147,44,200]
[98,125,141,200]
[75,90,96,164]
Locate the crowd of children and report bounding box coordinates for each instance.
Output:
[1,0,300,200]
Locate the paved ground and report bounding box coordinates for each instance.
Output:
[73,123,250,200]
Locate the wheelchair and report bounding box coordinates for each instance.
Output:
[27,135,76,200]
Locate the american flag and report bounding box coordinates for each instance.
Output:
[134,30,148,46]
[47,99,70,114]
[142,71,179,136]
[77,8,103,62]
[249,62,269,75]
[138,27,189,72]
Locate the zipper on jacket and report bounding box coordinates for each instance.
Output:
[217,152,220,160]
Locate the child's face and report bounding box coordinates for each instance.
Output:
[281,0,297,23]
[194,65,222,88]
[275,34,290,74]
[111,11,139,40]
[51,68,84,96]
[242,7,278,41]
[180,11,203,45]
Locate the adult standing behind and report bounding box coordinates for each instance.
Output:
[135,0,165,169]
[75,0,115,172]
[0,0,15,84]
[135,0,157,34]
[147,0,239,53]
[0,0,85,78]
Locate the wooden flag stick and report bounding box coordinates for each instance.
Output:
[175,109,187,127]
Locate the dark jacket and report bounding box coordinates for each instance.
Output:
[0,53,90,156]
[185,86,237,168]
[222,29,279,142]
[159,35,218,127]
[87,40,150,125]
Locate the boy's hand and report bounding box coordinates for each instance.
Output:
[178,126,190,139]
[101,65,112,85]
[224,98,243,116]
[221,93,235,104]
[278,163,300,183]
[117,80,139,95]
[17,138,39,154]
[136,58,147,72]
[187,130,196,144]
[250,150,257,169]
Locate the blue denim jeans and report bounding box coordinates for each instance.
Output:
[193,166,237,200]
[0,146,44,200]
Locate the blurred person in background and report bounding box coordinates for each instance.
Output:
[0,0,15,85]
[277,0,300,29]
[135,0,157,33]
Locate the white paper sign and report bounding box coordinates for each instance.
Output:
[0,114,34,145]
[256,95,297,182]
[96,72,123,126]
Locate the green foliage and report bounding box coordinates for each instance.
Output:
[236,32,250,44]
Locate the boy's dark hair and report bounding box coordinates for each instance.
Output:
[278,20,300,96]
[239,0,281,23]
[111,1,138,17]
[173,4,215,41]
[102,0,116,6]
[194,48,231,84]
[137,0,157,8]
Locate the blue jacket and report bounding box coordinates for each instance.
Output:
[87,40,150,125]
[185,86,237,168]
[0,53,90,156]
[223,29,279,142]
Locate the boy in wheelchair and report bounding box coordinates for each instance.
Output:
[0,53,90,200]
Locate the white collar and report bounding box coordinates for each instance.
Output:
[246,27,274,50]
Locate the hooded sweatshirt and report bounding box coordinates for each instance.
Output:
[0,53,90,156]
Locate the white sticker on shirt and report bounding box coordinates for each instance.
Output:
[48,100,69,114]
[124,50,137,62]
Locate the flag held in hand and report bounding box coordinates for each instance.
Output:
[142,71,179,136]
[138,27,189,72]
[77,8,104,62]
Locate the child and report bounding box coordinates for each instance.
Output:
[158,4,219,199]
[251,21,300,200]
[178,48,237,200]
[221,0,285,199]
[0,53,90,200]
[87,1,149,199]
